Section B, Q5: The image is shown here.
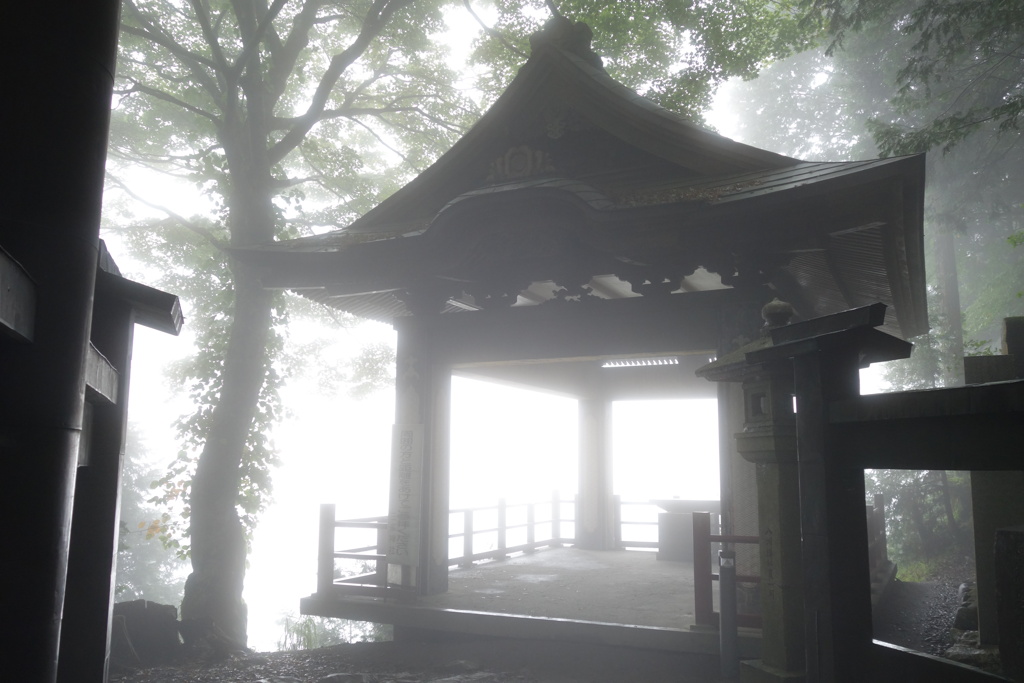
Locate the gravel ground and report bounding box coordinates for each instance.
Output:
[872,551,975,656]
[111,552,981,683]
[109,638,726,683]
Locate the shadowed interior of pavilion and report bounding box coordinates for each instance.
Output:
[237,16,962,679]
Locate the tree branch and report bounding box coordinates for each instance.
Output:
[188,0,231,74]
[268,0,414,165]
[106,173,230,251]
[347,116,414,167]
[122,81,222,124]
[226,0,290,85]
[266,0,326,105]
[121,2,222,101]
[462,0,528,59]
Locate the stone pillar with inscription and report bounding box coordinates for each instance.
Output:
[698,300,805,682]
[389,296,452,596]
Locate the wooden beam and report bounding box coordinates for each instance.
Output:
[95,270,183,336]
[405,288,769,366]
[84,342,119,405]
[0,246,35,342]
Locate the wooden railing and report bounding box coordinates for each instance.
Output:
[317,495,711,599]
[617,498,661,550]
[317,505,395,598]
[691,495,892,631]
[692,510,762,629]
[450,492,569,567]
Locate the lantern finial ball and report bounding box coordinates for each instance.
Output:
[761,298,795,333]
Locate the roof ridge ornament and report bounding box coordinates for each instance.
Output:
[528,16,604,71]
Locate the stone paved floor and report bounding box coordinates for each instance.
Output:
[417,547,707,629]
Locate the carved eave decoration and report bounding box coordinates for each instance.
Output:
[240,18,928,340]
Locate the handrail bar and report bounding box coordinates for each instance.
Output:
[333,551,387,561]
[318,495,723,599]
[334,521,387,530]
[710,534,760,544]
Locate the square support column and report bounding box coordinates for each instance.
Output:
[58,300,134,683]
[747,304,912,683]
[577,394,615,550]
[390,314,451,596]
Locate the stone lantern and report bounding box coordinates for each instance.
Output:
[697,299,805,683]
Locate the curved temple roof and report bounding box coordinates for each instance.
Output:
[242,19,928,340]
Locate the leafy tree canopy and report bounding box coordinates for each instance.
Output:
[803,0,1024,155]
[470,0,816,122]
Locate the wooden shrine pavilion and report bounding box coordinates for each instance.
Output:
[245,14,928,596]
[242,16,934,677]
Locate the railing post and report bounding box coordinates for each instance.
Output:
[613,494,622,548]
[318,504,336,595]
[874,493,888,564]
[719,549,739,679]
[527,502,536,552]
[497,497,507,559]
[551,490,561,546]
[461,509,474,568]
[375,522,388,587]
[865,503,876,571]
[693,511,714,627]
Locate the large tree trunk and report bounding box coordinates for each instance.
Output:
[180,81,276,645]
[934,227,964,385]
[937,470,962,542]
[180,264,273,650]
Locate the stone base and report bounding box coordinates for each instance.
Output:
[740,659,805,683]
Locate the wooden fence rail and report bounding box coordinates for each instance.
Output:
[691,496,892,631]
[692,510,762,629]
[316,494,673,598]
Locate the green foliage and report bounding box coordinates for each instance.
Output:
[865,470,971,566]
[116,424,188,605]
[276,613,392,650]
[803,0,1024,154]
[344,341,397,399]
[470,0,819,122]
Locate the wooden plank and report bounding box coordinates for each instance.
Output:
[0,246,35,341]
[868,640,1012,682]
[94,269,183,336]
[829,380,1024,471]
[84,342,118,405]
[770,302,887,345]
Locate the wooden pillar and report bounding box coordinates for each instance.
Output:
[743,305,909,683]
[577,391,615,550]
[790,349,869,683]
[389,313,451,595]
[58,296,135,683]
[0,2,120,680]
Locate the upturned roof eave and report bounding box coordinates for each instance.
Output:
[345,43,799,235]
